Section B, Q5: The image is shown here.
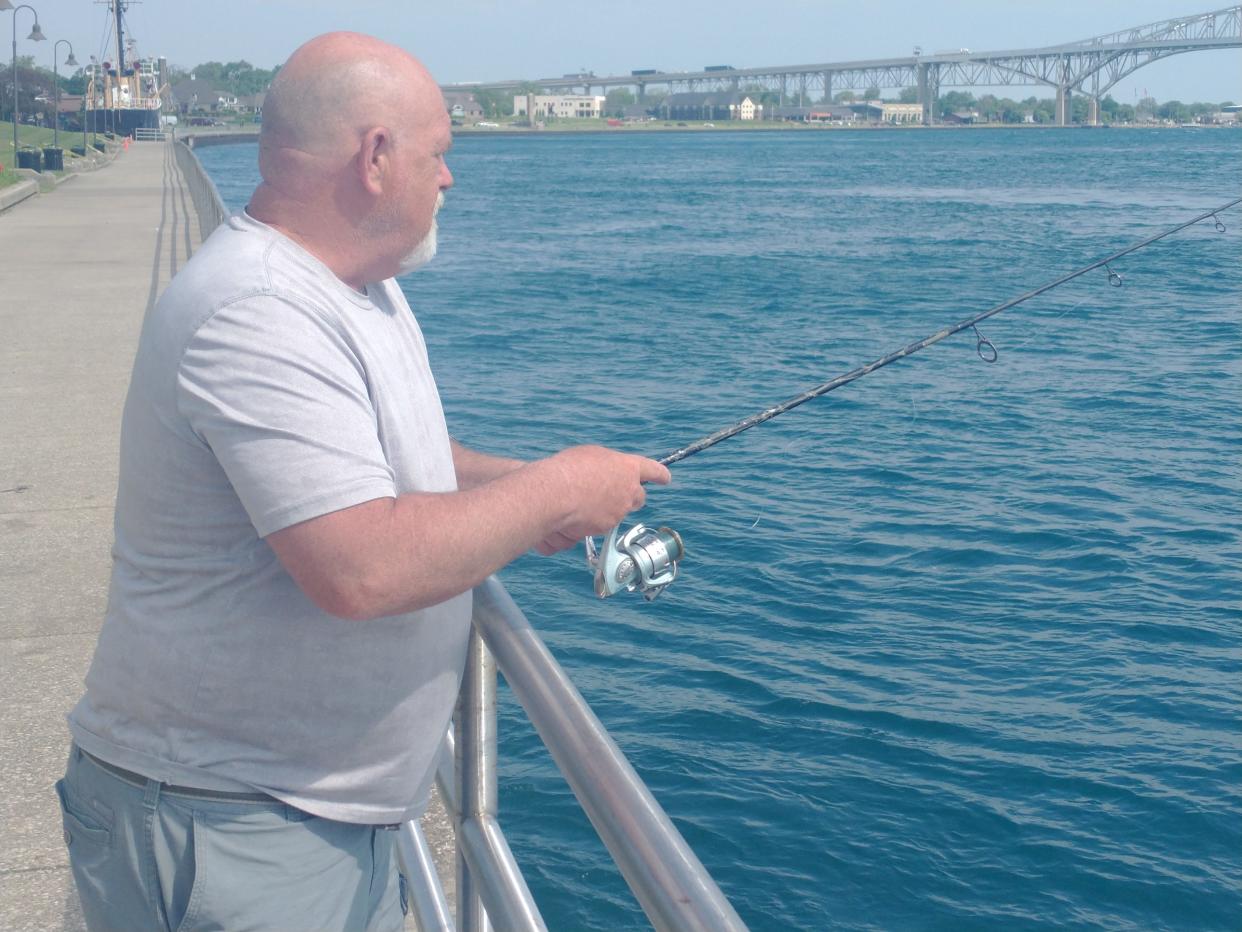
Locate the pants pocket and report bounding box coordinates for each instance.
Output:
[56,778,118,924]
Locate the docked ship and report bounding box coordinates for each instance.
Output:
[85,0,167,135]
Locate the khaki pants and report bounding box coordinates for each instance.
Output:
[56,745,405,931]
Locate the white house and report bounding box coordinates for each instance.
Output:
[514,94,607,119]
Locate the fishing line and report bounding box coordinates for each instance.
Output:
[587,197,1241,601]
[655,197,1241,467]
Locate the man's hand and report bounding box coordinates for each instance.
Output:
[534,445,671,555]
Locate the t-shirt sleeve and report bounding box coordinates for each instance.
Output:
[176,295,397,537]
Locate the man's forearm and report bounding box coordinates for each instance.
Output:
[267,445,670,620]
[450,438,526,490]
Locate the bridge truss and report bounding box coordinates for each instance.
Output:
[447,6,1242,126]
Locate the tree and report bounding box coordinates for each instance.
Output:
[1099,94,1136,124]
[473,89,513,118]
[181,60,278,98]
[898,87,918,103]
[1030,97,1056,123]
[742,83,780,108]
[62,69,87,95]
[605,87,634,117]
[833,90,856,103]
[998,100,1026,123]
[1156,99,1190,122]
[0,61,56,126]
[937,90,976,116]
[863,85,881,100]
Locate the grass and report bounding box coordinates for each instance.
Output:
[0,119,111,187]
[1,119,63,156]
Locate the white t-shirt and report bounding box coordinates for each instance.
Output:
[69,211,471,824]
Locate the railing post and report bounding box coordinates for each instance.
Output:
[455,627,496,932]
[472,578,747,931]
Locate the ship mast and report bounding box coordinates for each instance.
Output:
[114,0,126,73]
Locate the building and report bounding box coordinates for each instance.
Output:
[170,78,236,114]
[771,105,856,124]
[879,102,922,123]
[237,92,266,115]
[618,103,655,121]
[659,91,764,121]
[443,91,483,122]
[513,94,606,119]
[848,100,922,124]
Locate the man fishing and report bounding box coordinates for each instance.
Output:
[58,31,669,931]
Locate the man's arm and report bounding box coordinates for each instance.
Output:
[266,444,669,621]
[450,438,525,490]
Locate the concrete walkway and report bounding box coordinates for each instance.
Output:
[0,141,452,930]
[0,139,200,931]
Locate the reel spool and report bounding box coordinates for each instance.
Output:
[586,523,685,601]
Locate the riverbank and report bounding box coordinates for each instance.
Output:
[181,120,1238,152]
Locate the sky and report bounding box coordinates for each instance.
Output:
[26,0,1242,104]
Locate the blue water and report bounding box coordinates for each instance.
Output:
[200,128,1242,931]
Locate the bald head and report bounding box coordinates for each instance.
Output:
[261,32,440,161]
[249,32,454,290]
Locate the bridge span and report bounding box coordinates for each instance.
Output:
[444,6,1241,126]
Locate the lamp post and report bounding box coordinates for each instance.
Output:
[5,2,46,157]
[52,38,75,148]
[88,55,97,144]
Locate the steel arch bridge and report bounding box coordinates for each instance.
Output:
[445,5,1242,126]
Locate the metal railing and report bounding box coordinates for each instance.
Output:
[172,137,231,245]
[134,127,167,142]
[163,137,742,927]
[398,577,747,932]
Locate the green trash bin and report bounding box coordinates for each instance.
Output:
[16,148,42,171]
[42,147,64,171]
[92,141,106,152]
[70,145,87,157]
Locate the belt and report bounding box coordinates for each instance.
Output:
[80,748,278,803]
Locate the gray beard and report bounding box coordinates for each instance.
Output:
[396,221,437,275]
[396,191,444,276]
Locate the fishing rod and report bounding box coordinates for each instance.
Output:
[586,196,1242,601]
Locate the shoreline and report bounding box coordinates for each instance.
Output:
[182,121,1237,148]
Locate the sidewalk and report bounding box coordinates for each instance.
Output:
[0,139,200,931]
[0,141,453,929]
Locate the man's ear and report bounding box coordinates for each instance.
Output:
[358,126,390,196]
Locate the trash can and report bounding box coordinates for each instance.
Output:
[92,141,106,152]
[42,147,64,171]
[16,148,42,171]
[70,145,86,157]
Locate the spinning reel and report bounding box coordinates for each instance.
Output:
[585,523,685,601]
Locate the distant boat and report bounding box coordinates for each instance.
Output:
[84,0,163,136]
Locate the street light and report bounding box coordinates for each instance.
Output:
[7,3,46,157]
[52,38,75,148]
[88,54,97,143]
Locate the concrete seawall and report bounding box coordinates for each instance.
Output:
[177,129,260,149]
